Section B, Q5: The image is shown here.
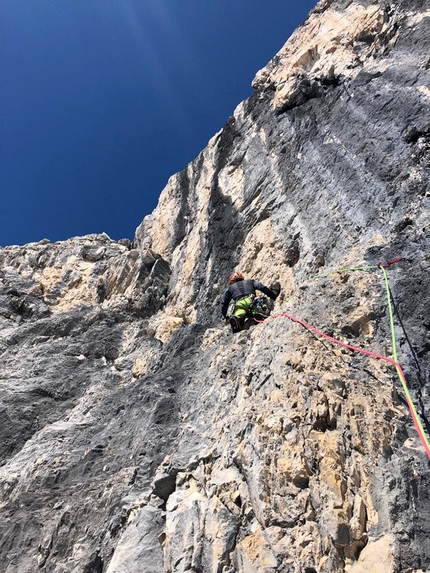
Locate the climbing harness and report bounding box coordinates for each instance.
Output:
[249,293,296,323]
[233,294,255,318]
[229,294,266,333]
[250,296,271,320]
[258,258,430,460]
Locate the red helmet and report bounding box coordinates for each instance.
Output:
[228,271,244,285]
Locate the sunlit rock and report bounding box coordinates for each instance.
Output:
[1,0,430,571]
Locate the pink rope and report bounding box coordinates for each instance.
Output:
[259,312,430,459]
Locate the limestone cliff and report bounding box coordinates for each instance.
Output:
[1,0,430,572]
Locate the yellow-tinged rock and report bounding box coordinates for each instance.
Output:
[149,314,185,343]
[234,530,278,572]
[346,535,394,573]
[252,3,393,112]
[131,356,149,378]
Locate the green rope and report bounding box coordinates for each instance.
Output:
[284,293,296,305]
[380,266,398,362]
[314,261,430,455]
[379,266,430,450]
[313,265,378,280]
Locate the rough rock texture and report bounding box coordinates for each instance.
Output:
[1,1,430,572]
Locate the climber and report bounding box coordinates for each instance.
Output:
[221,271,280,333]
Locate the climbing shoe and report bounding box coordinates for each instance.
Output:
[270,281,281,298]
[230,316,244,333]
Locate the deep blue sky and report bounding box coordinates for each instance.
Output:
[1,0,317,246]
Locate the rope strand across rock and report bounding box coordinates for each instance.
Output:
[256,258,430,460]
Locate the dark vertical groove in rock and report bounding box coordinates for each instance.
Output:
[172,168,192,248]
[193,117,245,324]
[0,2,430,572]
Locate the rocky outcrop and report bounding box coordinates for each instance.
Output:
[1,0,430,572]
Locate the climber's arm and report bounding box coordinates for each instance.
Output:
[221,289,232,319]
[252,280,279,300]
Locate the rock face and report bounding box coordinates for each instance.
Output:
[1,1,430,572]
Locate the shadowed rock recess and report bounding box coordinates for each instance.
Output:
[1,1,430,572]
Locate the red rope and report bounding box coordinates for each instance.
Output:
[378,257,403,269]
[258,312,430,459]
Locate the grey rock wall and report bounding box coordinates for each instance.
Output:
[1,1,430,572]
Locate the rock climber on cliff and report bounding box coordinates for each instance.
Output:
[221,271,280,333]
